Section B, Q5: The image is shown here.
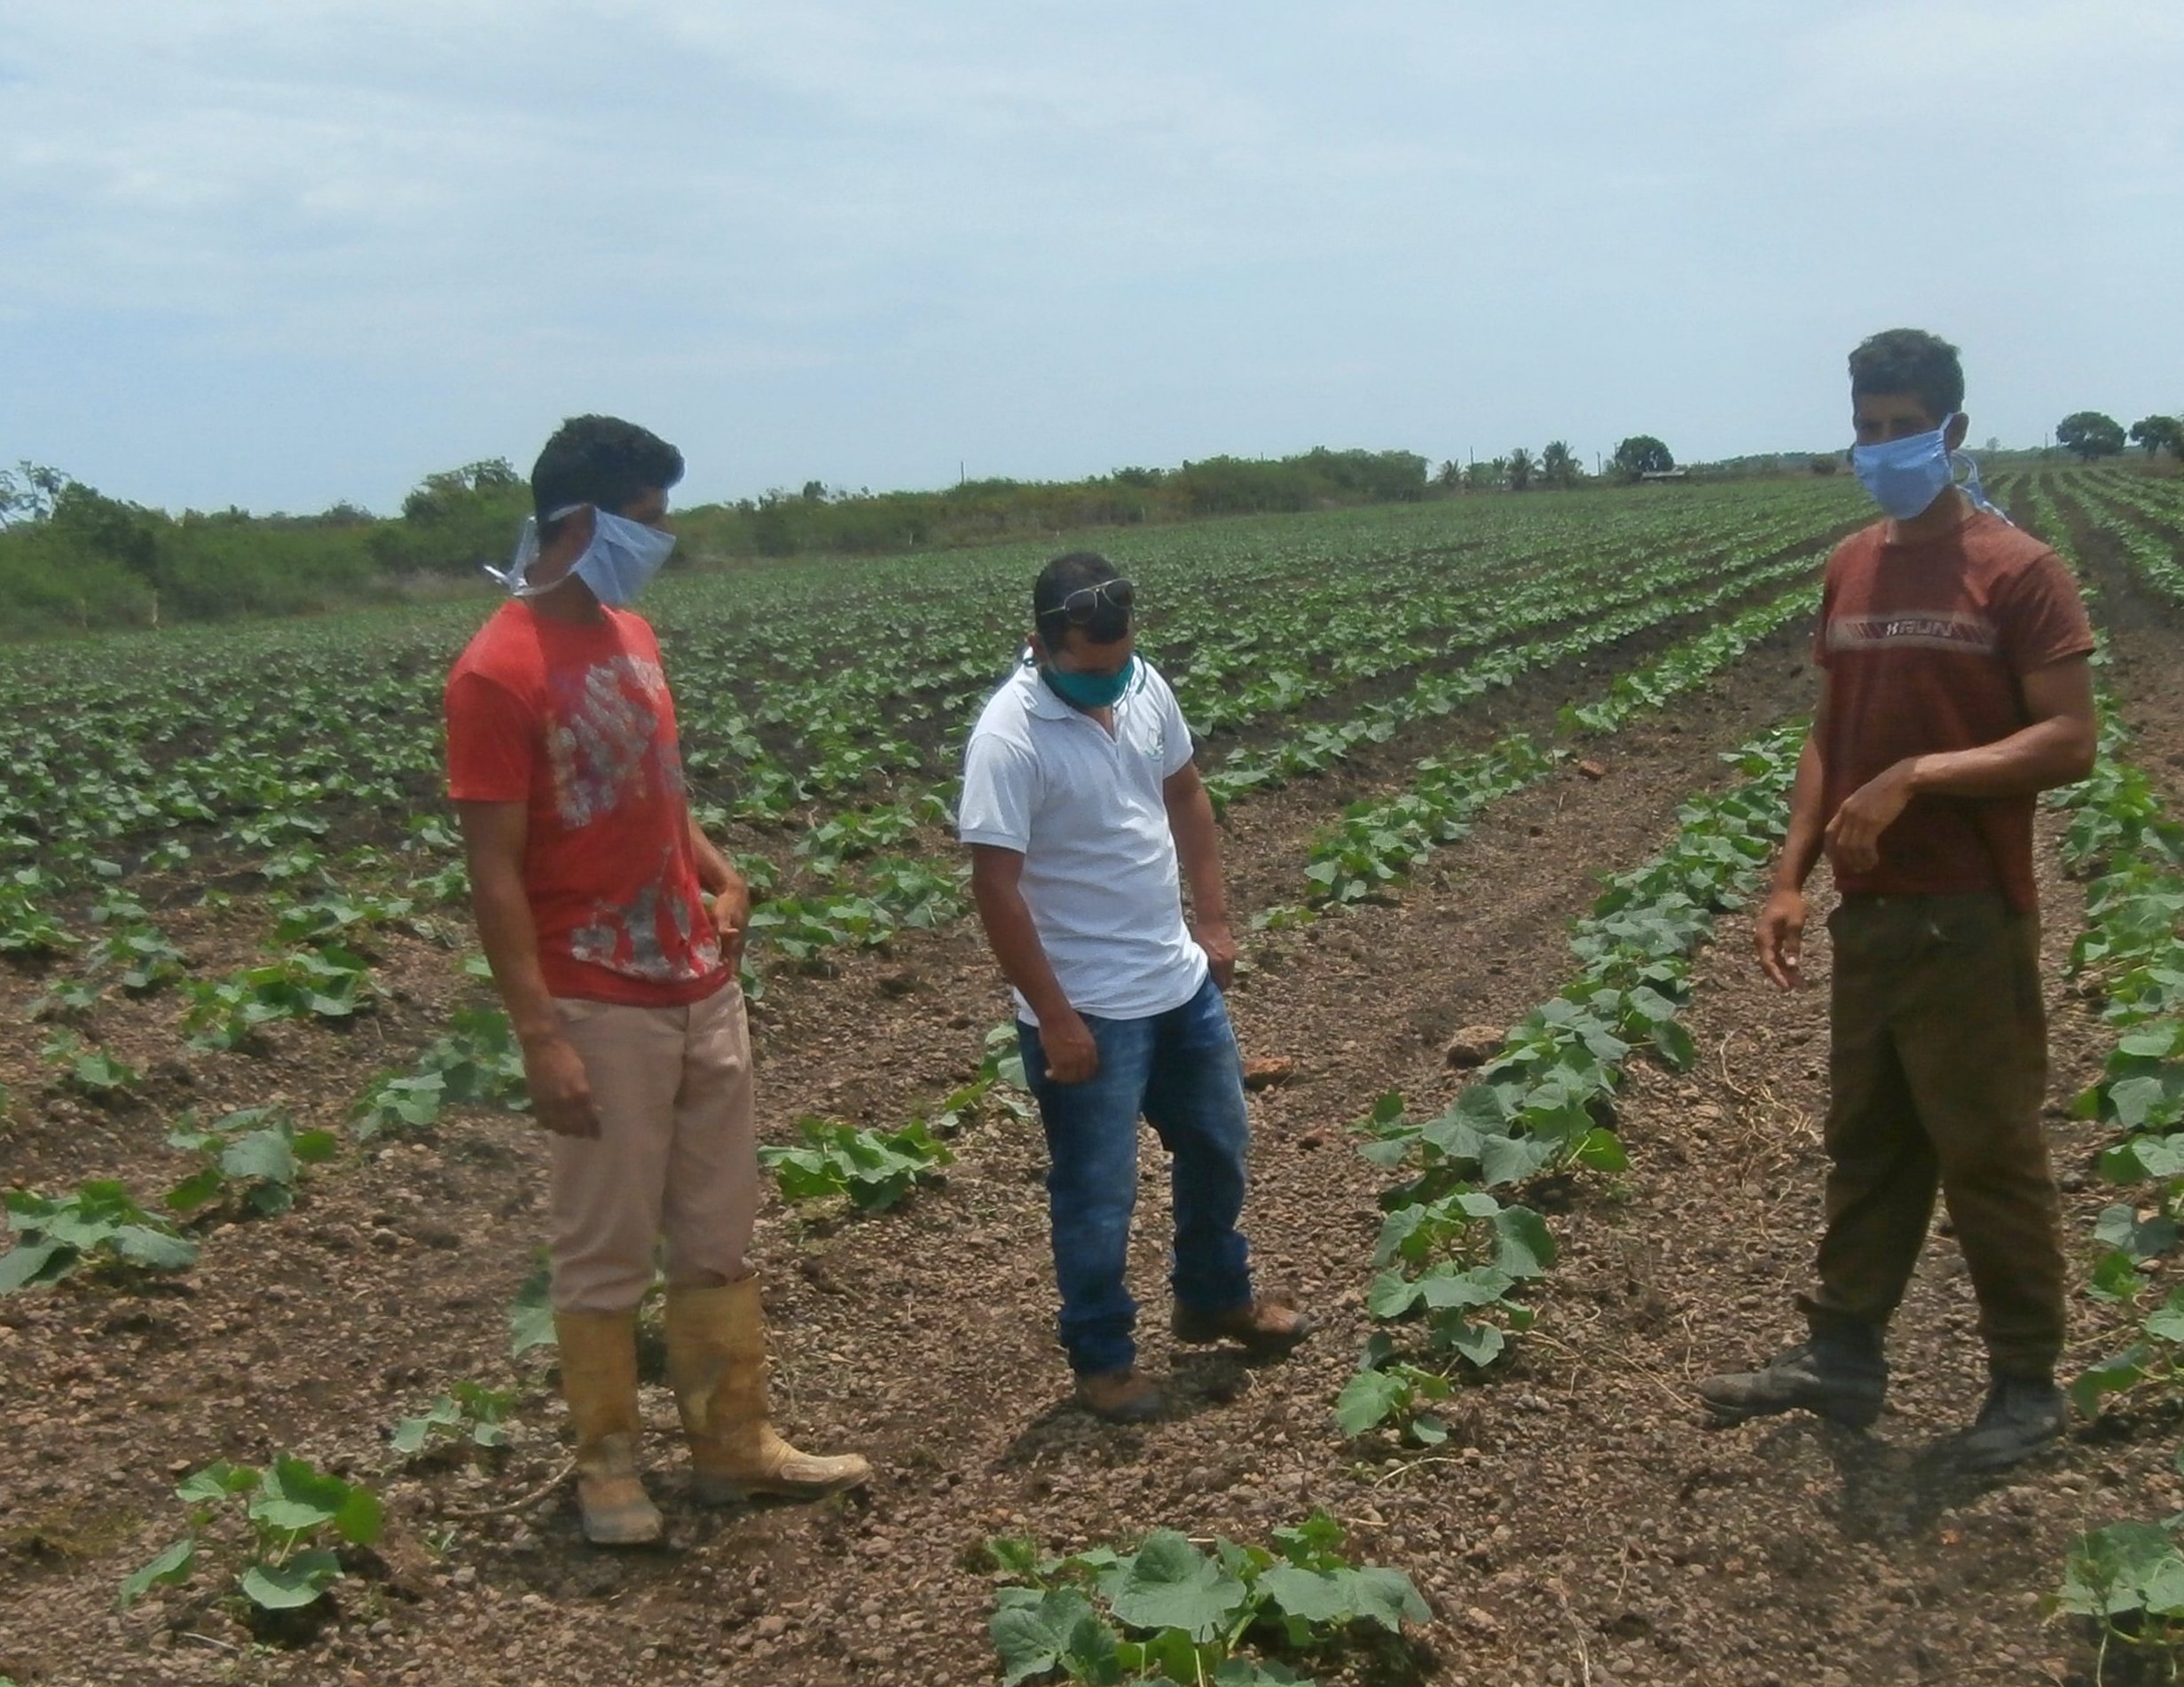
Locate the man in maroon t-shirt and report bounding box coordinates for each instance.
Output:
[444,415,867,1544]
[1698,332,2097,1470]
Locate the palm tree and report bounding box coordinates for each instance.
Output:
[1505,448,1536,492]
[1540,441,1580,490]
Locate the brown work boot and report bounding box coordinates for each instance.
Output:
[1075,1366,1163,1423]
[664,1279,871,1504]
[553,1309,664,1547]
[1172,1294,1314,1356]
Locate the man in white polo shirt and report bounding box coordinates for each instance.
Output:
[960,551,1310,1421]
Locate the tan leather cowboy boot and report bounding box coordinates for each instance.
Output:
[553,1309,664,1545]
[664,1279,871,1503]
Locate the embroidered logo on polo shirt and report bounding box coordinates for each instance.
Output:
[1827,610,1998,657]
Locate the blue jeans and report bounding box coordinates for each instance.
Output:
[1017,977,1254,1376]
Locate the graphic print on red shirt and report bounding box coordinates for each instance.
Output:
[444,600,726,1005]
[1815,509,2095,914]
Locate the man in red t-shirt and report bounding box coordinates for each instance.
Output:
[1698,332,2097,1470]
[444,415,867,1544]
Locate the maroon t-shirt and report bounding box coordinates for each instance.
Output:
[1815,510,2094,914]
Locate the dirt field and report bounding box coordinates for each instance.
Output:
[3,485,2180,1686]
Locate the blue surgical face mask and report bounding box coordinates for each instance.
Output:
[1041,655,1135,710]
[1850,414,2006,524]
[488,506,678,606]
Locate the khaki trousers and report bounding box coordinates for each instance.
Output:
[546,982,758,1314]
[1801,892,2066,1377]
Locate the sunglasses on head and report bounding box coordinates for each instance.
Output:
[1039,577,1135,626]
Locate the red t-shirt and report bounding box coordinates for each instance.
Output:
[444,600,727,1005]
[1815,510,2095,914]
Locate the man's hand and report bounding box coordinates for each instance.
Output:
[711,881,750,969]
[1193,919,1237,991]
[1755,887,1808,991]
[1823,758,1919,875]
[522,1033,601,1137]
[1040,1008,1101,1085]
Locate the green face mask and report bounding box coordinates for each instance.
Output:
[1041,655,1135,710]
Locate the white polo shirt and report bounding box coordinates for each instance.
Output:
[959,656,1209,1024]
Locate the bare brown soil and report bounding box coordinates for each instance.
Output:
[0,588,2175,1687]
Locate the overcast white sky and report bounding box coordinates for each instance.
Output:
[3,2,2180,515]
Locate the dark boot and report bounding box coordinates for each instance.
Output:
[1953,1374,2067,1471]
[1696,1321,1887,1428]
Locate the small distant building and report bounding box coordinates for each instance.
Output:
[1638,467,1690,483]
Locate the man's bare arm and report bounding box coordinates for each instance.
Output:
[456,800,599,1136]
[1755,675,1831,992]
[1162,760,1235,988]
[1825,655,2096,874]
[687,811,749,967]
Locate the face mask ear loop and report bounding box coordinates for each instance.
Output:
[1944,419,2011,524]
[484,515,541,589]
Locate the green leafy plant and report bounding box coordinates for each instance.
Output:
[0,1181,198,1291]
[271,889,415,949]
[163,1105,339,1220]
[37,1027,141,1096]
[0,866,74,955]
[180,946,373,1050]
[389,1381,515,1458]
[508,1256,556,1359]
[988,1512,1427,1686]
[758,1117,954,1212]
[2071,1284,2184,1419]
[119,1456,384,1623]
[351,1006,528,1140]
[2054,1500,2184,1670]
[88,918,188,994]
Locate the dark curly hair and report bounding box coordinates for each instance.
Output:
[1848,329,1965,425]
[530,415,685,532]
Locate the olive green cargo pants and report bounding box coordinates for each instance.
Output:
[1799,892,2066,1378]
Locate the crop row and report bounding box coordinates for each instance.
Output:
[1302,577,1815,905]
[1335,723,1803,1444]
[2009,476,2184,1653]
[0,483,1866,890]
[2044,710,2184,1647]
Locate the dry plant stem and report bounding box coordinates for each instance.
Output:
[438,1456,577,1520]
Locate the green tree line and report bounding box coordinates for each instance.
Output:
[0,447,1438,638]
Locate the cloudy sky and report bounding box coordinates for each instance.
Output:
[4,2,2180,515]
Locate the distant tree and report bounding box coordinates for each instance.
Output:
[48,481,161,583]
[1539,441,1581,490]
[2128,414,2182,457]
[377,458,530,575]
[1505,448,1536,492]
[800,480,828,503]
[0,460,70,526]
[1434,459,1462,490]
[1611,435,1675,483]
[401,459,522,523]
[1463,460,1495,492]
[749,494,797,558]
[2056,412,2126,460]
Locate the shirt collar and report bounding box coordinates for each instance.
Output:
[1017,656,1077,721]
